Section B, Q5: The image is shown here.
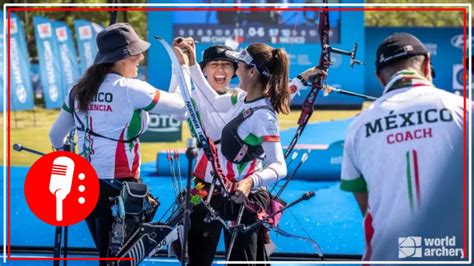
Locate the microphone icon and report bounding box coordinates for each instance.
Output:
[49,156,75,221]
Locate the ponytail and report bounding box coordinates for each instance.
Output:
[71,63,113,112]
[266,48,289,114]
[247,43,290,114]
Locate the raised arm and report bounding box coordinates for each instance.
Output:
[127,78,188,121]
[189,64,236,112]
[175,38,237,112]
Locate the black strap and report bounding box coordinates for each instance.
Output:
[221,105,275,164]
[69,92,140,144]
[241,105,274,119]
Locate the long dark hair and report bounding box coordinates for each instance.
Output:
[247,43,290,115]
[70,63,113,112]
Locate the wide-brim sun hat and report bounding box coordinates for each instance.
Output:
[94,22,150,65]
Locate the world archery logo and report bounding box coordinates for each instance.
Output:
[399,236,422,258]
[398,236,464,259]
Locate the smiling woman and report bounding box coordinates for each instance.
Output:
[199,45,238,93]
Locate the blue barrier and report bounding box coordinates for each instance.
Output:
[7,165,363,255]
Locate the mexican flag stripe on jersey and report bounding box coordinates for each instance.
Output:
[405,149,421,211]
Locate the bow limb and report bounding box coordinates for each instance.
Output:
[271,225,324,259]
[284,0,330,160]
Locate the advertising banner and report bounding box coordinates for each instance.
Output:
[74,19,103,73]
[53,20,81,96]
[9,13,34,111]
[139,114,182,142]
[34,16,64,108]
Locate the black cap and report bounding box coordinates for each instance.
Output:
[376,33,429,72]
[199,45,238,71]
[94,23,150,65]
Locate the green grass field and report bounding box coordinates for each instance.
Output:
[2,107,362,166]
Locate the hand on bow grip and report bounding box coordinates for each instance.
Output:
[300,66,328,86]
[230,177,254,204]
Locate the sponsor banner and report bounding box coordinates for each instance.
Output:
[10,13,30,64]
[9,13,34,111]
[52,21,81,96]
[34,16,64,109]
[74,20,103,73]
[140,114,182,142]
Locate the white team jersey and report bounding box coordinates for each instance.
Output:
[63,73,161,180]
[189,64,304,184]
[341,70,466,260]
[193,90,280,183]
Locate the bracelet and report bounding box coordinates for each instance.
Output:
[296,74,307,86]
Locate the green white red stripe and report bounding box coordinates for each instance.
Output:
[405,149,421,210]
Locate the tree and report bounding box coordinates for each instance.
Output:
[365,0,471,27]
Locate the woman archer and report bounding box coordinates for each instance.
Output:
[174,38,325,264]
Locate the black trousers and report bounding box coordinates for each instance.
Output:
[85,179,133,266]
[188,189,270,266]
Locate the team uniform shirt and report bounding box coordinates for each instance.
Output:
[340,70,466,260]
[189,64,303,185]
[61,73,185,180]
[191,82,235,184]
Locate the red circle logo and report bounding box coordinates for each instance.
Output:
[24,151,100,226]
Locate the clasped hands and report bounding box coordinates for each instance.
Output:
[172,37,196,66]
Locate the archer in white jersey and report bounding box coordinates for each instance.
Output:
[50,74,187,180]
[49,23,188,263]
